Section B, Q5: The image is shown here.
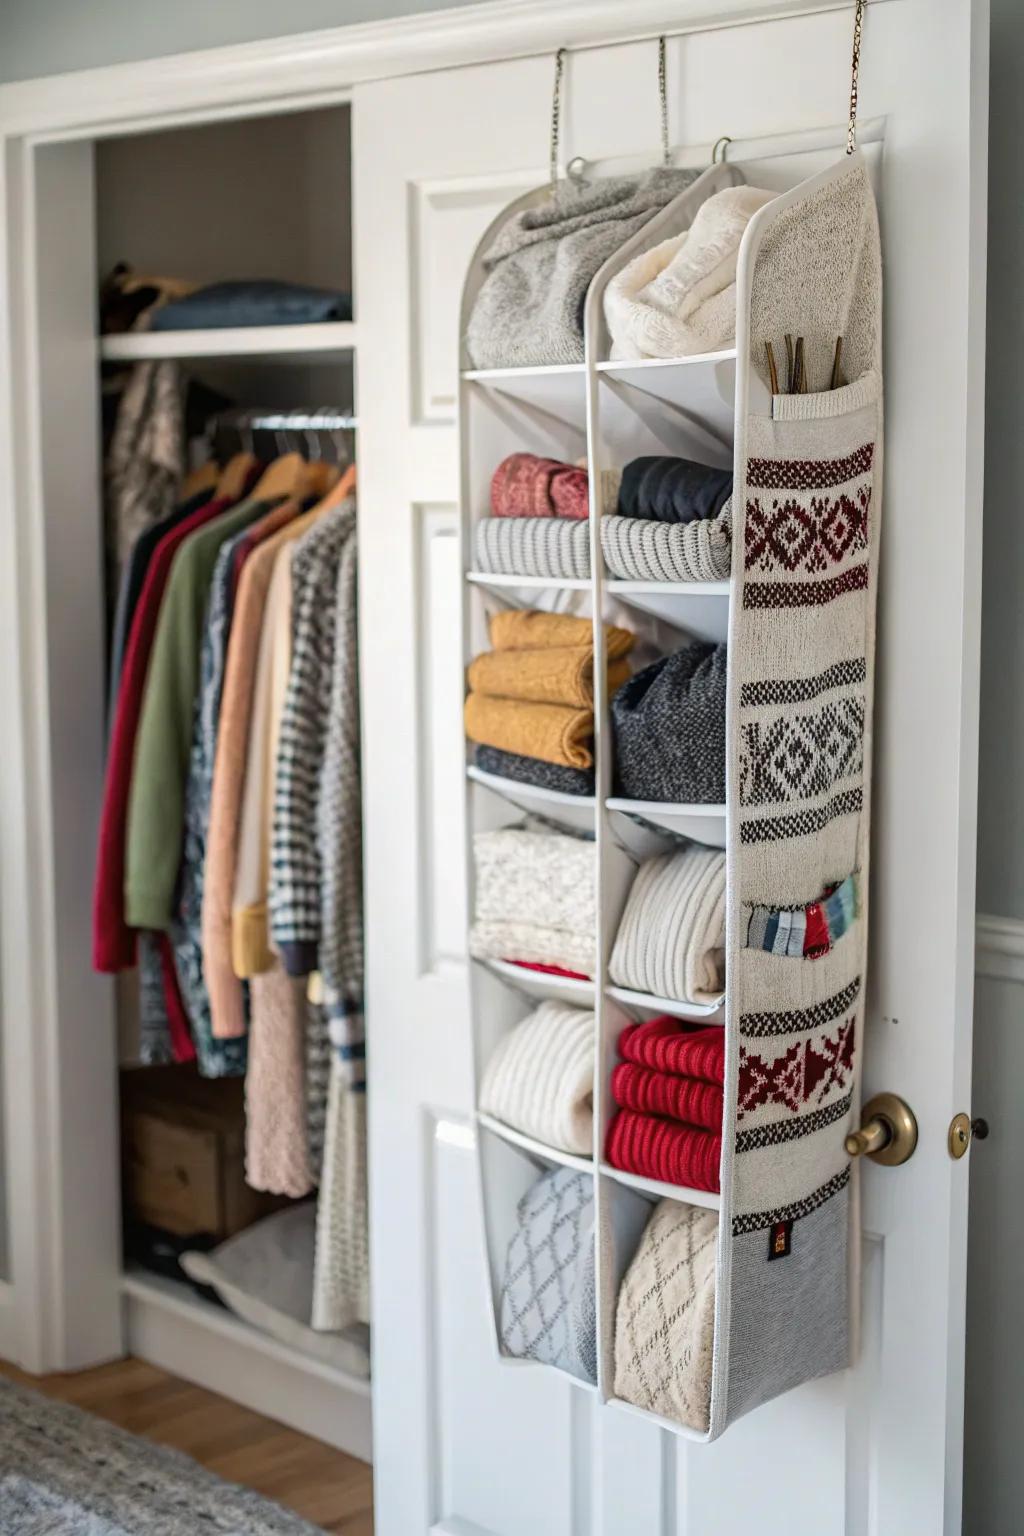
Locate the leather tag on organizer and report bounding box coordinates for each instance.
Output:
[767,1219,793,1261]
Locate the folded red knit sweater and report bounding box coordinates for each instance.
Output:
[618,1016,725,1084]
[606,1109,721,1193]
[491,452,589,520]
[611,1061,722,1132]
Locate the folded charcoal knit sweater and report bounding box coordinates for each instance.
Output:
[474,744,595,797]
[480,1002,595,1155]
[612,640,727,804]
[617,455,733,524]
[467,167,697,369]
[500,1166,597,1383]
[614,1200,717,1431]
[609,845,726,1003]
[470,825,597,976]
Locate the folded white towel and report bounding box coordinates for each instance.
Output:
[480,1002,595,1155]
[605,185,775,361]
[609,845,726,1003]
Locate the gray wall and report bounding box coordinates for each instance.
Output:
[0,0,485,84]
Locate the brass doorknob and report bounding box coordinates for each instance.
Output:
[844,1092,918,1166]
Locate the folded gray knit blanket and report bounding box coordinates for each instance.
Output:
[466,168,697,369]
[500,1166,597,1384]
[473,510,731,585]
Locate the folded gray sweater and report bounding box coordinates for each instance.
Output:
[466,168,697,369]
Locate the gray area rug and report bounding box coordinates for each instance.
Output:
[0,1376,321,1534]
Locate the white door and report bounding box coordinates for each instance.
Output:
[356,4,988,1532]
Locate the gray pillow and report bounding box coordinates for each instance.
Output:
[181,1204,369,1377]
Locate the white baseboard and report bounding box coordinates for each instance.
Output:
[121,1270,372,1461]
[976,913,1024,983]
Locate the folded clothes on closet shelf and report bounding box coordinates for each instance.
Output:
[479,1002,594,1155]
[614,1200,717,1431]
[617,455,733,525]
[465,693,594,770]
[474,516,592,580]
[500,1166,597,1385]
[466,166,698,369]
[610,845,726,1003]
[473,744,595,797]
[604,183,775,360]
[489,609,633,657]
[607,1110,721,1193]
[149,279,352,331]
[612,640,727,804]
[601,509,732,583]
[490,452,589,520]
[470,824,597,977]
[469,644,629,709]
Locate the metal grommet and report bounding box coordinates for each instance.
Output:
[711,135,732,165]
[566,155,588,184]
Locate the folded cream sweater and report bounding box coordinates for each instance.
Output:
[479,1002,595,1155]
[470,825,597,977]
[609,845,726,1003]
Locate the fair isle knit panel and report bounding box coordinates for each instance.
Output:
[269,503,356,969]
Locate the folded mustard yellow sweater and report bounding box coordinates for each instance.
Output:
[468,645,630,708]
[464,693,594,770]
[489,608,634,662]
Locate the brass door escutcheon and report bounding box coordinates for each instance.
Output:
[845,1092,918,1166]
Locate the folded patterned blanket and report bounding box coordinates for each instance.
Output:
[464,692,594,770]
[480,1002,594,1155]
[614,1200,717,1431]
[470,645,629,709]
[612,640,727,804]
[606,1108,721,1192]
[470,826,597,976]
[490,608,634,660]
[611,1061,723,1132]
[618,1016,725,1083]
[609,846,726,1002]
[491,453,589,520]
[617,455,733,524]
[500,1167,597,1383]
[475,517,591,580]
[473,744,594,797]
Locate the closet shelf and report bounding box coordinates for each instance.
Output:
[607,798,727,850]
[477,1111,594,1174]
[100,322,357,364]
[606,580,731,643]
[478,956,595,1007]
[466,570,591,593]
[600,1162,722,1212]
[596,350,738,442]
[606,985,725,1023]
[467,764,595,829]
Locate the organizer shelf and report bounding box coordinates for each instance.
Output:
[460,134,882,1441]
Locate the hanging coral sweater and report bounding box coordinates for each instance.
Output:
[93,496,233,972]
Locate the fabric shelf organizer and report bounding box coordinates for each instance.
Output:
[461,146,882,1441]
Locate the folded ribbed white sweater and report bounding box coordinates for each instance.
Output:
[610,845,726,1003]
[480,1002,595,1155]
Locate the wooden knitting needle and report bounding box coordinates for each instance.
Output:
[784,333,795,393]
[764,340,780,395]
[793,336,805,394]
[830,335,845,390]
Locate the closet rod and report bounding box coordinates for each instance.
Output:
[216,408,357,432]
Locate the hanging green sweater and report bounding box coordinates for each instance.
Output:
[124,497,272,931]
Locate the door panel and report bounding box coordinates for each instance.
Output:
[356,5,986,1531]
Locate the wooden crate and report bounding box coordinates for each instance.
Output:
[120,1064,285,1239]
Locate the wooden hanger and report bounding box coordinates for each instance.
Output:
[301,461,342,501]
[214,451,259,503]
[180,459,220,500]
[306,460,357,516]
[250,451,312,503]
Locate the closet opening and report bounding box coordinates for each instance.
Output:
[21,98,370,1455]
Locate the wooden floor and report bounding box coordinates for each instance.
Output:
[0,1355,373,1534]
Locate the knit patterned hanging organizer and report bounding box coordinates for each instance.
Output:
[459,122,882,1438]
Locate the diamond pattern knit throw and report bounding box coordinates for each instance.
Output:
[614,1200,717,1431]
[500,1167,597,1384]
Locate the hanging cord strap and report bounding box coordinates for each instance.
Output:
[658,37,670,166]
[550,47,567,191]
[847,0,866,155]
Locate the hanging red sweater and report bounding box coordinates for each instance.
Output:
[93,497,232,972]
